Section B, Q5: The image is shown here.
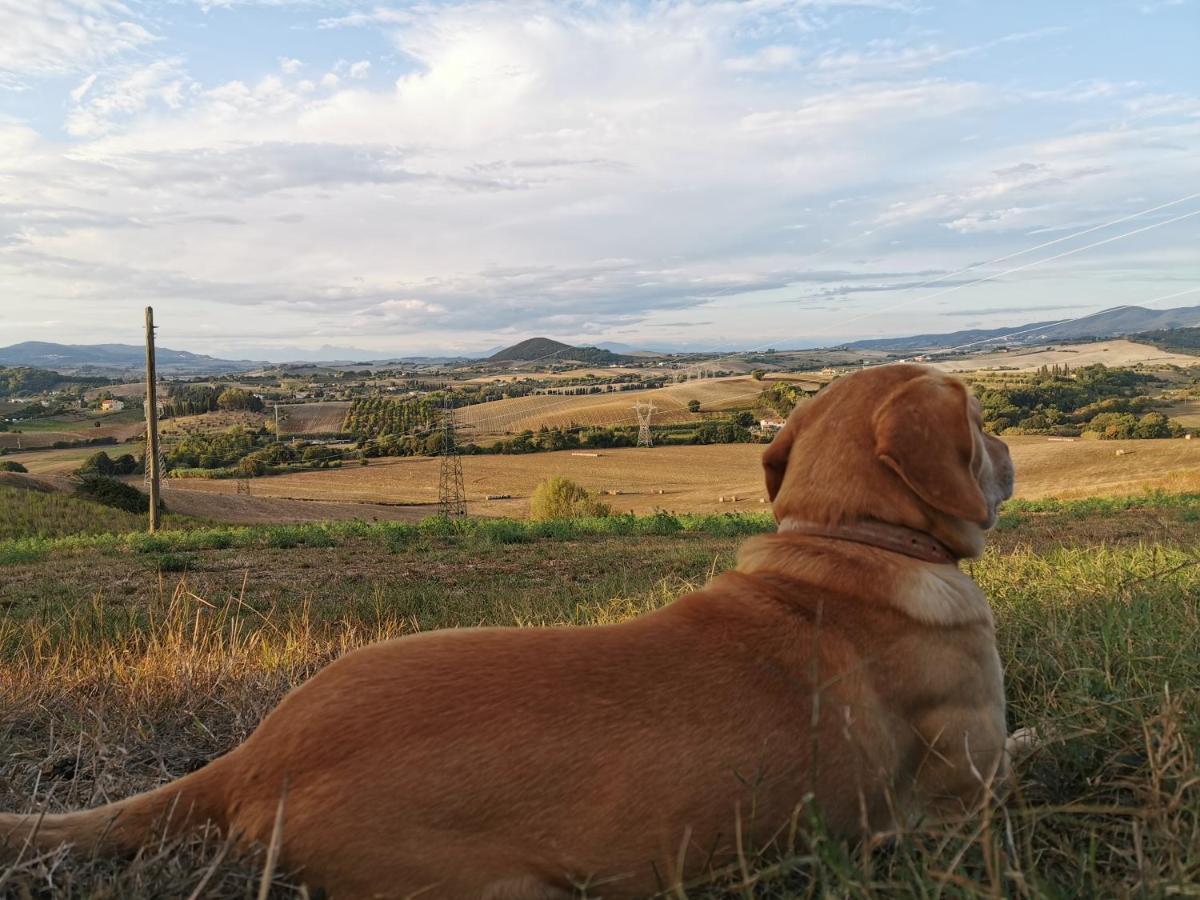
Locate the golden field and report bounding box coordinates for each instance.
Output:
[929,339,1200,373]
[455,375,769,438]
[102,434,1200,523]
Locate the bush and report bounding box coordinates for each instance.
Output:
[0,460,27,473]
[78,450,116,476]
[74,476,154,514]
[529,476,611,521]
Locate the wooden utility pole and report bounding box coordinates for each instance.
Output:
[144,306,161,532]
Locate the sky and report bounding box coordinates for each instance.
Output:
[0,0,1198,361]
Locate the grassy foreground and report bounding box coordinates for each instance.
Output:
[1,498,1198,897]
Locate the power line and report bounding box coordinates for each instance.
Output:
[672,190,1200,378]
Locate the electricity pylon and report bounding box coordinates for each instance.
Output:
[438,409,467,517]
[633,401,656,447]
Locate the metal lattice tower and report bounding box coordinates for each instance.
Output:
[143,443,168,490]
[633,401,656,447]
[438,408,467,518]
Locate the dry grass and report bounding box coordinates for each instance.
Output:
[0,447,124,476]
[1007,434,1200,498]
[129,436,1200,524]
[0,412,143,450]
[1156,399,1200,428]
[1,503,1198,897]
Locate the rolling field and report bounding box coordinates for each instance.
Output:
[0,446,118,474]
[0,408,144,449]
[125,435,1200,524]
[455,376,768,437]
[930,339,1200,373]
[159,410,268,437]
[1,498,1197,897]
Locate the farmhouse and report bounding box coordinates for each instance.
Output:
[758,416,786,432]
[100,398,125,412]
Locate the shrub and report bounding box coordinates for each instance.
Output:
[74,476,152,514]
[77,450,116,476]
[529,476,611,521]
[0,460,27,473]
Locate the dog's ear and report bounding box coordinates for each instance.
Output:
[762,415,799,502]
[873,375,989,523]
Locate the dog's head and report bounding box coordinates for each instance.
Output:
[762,364,1014,559]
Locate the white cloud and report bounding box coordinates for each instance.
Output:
[65,59,195,137]
[0,0,155,87]
[1,0,1198,352]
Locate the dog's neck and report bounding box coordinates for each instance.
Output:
[776,517,960,565]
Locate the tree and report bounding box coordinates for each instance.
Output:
[217,388,264,413]
[529,476,611,520]
[751,370,766,381]
[1134,412,1182,439]
[687,399,701,413]
[77,451,116,476]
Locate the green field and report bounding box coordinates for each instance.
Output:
[1,497,1198,897]
[0,483,197,543]
[4,407,143,432]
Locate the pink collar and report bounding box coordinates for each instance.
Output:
[776,517,960,565]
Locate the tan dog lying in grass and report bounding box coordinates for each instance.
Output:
[2,364,1018,899]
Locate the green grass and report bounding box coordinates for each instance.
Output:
[0,484,193,543]
[0,497,1197,897]
[0,509,774,567]
[6,408,143,432]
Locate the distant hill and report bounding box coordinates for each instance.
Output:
[487,337,638,365]
[0,342,266,375]
[1132,326,1200,356]
[844,305,1200,353]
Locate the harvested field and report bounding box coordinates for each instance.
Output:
[930,339,1200,373]
[84,381,146,400]
[276,401,351,435]
[0,446,116,475]
[454,376,767,437]
[132,435,1199,523]
[1156,398,1200,427]
[1006,434,1200,498]
[0,410,144,449]
[158,484,427,524]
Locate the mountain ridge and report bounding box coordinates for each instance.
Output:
[842,304,1200,352]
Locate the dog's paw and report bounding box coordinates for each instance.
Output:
[1005,726,1040,760]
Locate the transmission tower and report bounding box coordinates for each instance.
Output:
[633,401,657,447]
[438,407,467,518]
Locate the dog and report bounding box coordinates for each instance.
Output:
[1,363,1016,899]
